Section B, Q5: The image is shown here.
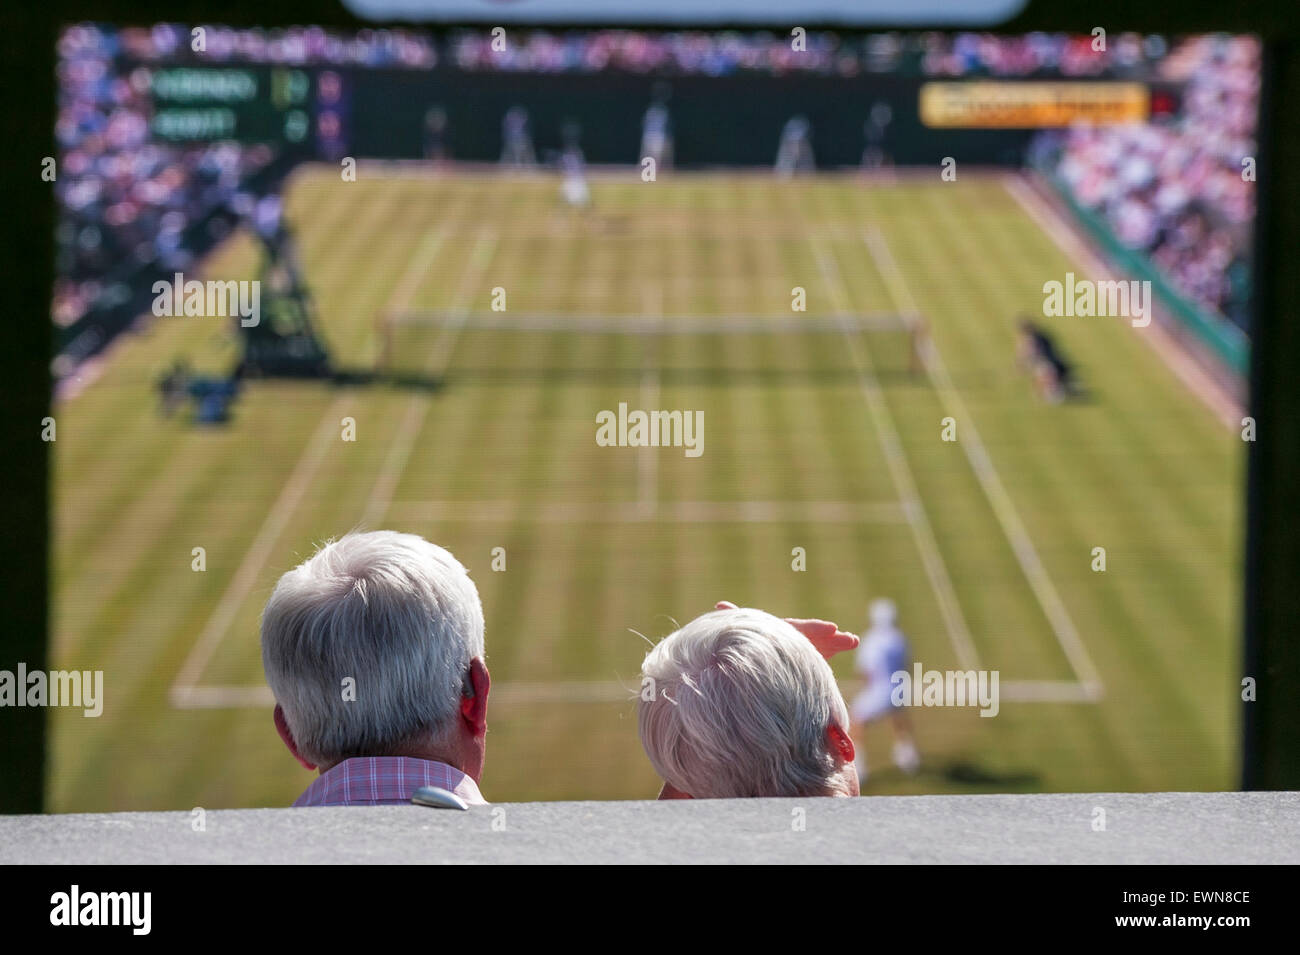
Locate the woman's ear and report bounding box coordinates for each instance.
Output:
[826,722,855,765]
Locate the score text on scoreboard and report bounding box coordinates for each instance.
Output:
[146,65,313,146]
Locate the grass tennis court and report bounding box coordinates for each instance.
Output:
[49,168,1242,811]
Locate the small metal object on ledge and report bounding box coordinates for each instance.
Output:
[411,786,470,811]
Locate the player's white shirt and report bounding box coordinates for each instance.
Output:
[851,624,910,722]
[641,106,670,161]
[559,149,590,207]
[856,625,909,684]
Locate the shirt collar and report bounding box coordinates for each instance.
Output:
[293,755,487,807]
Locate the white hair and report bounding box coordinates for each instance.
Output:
[260,531,484,766]
[638,607,852,798]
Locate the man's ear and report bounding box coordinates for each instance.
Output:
[658,781,693,800]
[826,722,855,765]
[459,657,490,738]
[274,704,317,771]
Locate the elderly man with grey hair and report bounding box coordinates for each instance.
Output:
[639,602,860,799]
[261,530,490,806]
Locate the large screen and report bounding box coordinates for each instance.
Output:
[49,23,1258,811]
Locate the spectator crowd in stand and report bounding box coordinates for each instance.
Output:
[54,25,1258,351]
[54,25,277,335]
[1047,35,1258,329]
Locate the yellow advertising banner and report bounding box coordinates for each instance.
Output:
[919,82,1150,128]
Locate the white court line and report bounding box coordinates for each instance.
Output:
[173,680,638,709]
[171,227,486,705]
[171,217,1088,708]
[168,196,416,706]
[169,400,350,707]
[1002,174,1241,430]
[811,239,981,672]
[381,311,911,333]
[637,284,663,519]
[384,499,909,524]
[998,680,1100,703]
[361,232,498,528]
[173,675,1087,709]
[385,228,450,319]
[863,225,1104,700]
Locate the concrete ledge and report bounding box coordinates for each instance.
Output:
[3,791,1297,864]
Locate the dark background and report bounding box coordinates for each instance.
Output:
[343,68,1039,165]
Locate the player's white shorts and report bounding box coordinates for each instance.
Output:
[562,177,590,207]
[851,684,899,723]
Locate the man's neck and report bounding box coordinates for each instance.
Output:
[319,744,466,777]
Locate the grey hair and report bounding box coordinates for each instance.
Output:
[638,607,852,798]
[260,531,484,766]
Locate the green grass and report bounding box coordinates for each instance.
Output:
[49,168,1243,810]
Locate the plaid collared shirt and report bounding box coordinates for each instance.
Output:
[293,756,487,807]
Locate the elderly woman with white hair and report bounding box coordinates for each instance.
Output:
[261,530,490,807]
[638,602,861,799]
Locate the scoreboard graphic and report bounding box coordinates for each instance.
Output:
[142,64,324,148]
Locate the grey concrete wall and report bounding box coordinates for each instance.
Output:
[2,791,1295,864]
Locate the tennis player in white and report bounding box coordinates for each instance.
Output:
[850,598,921,783]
